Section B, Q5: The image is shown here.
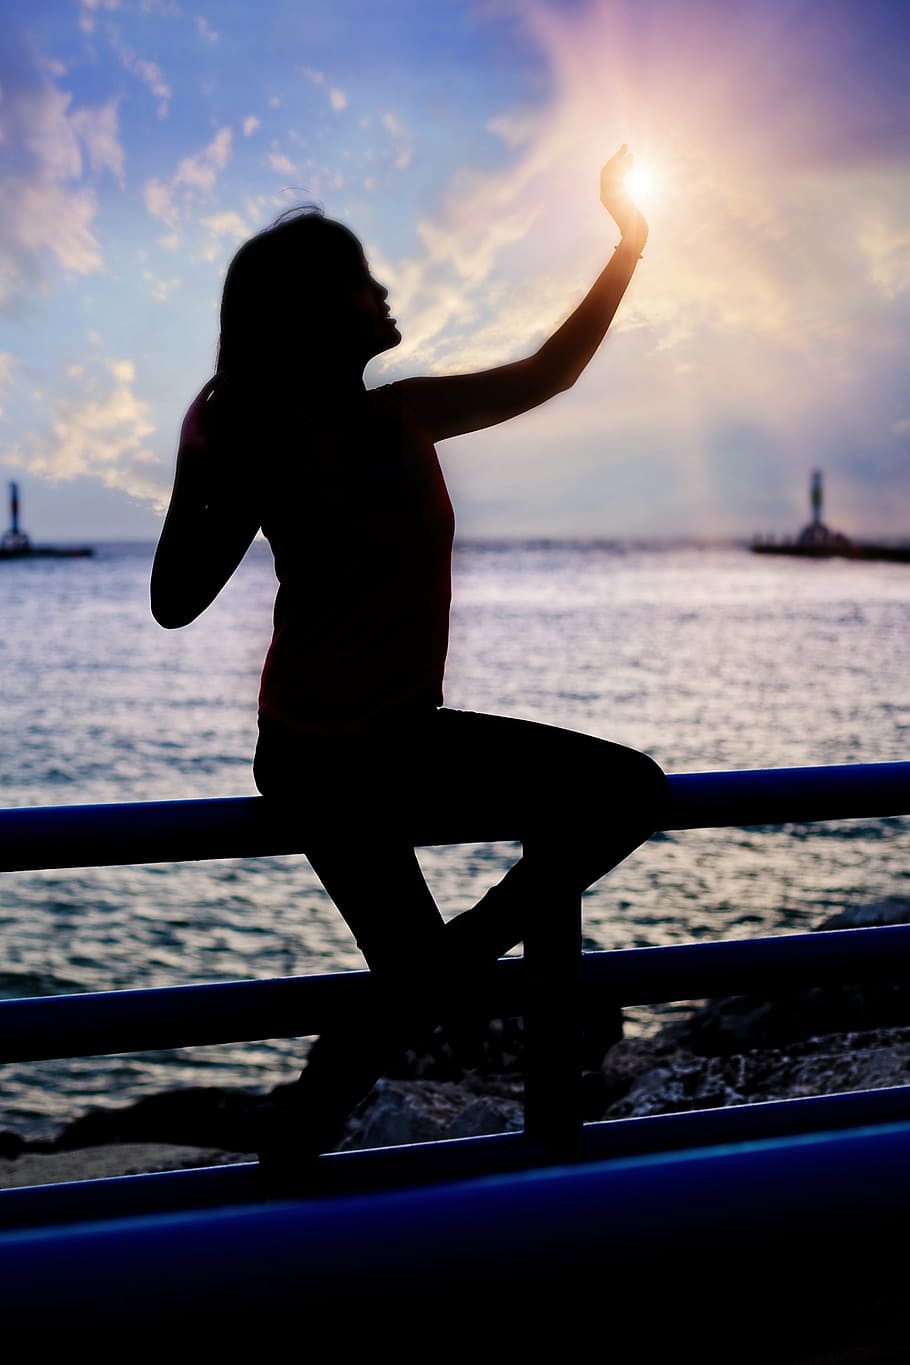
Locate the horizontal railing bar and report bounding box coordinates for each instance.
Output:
[6,1081,910,1233]
[2,924,910,1064]
[1,762,908,872]
[5,1120,910,1331]
[665,762,910,830]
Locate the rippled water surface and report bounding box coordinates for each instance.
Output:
[2,540,908,1138]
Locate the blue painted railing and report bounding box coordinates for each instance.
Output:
[1,762,910,1334]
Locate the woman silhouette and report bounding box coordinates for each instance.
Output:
[151,145,670,1186]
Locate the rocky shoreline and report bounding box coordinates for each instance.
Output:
[3,899,910,1187]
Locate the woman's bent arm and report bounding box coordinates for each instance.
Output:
[150,378,260,628]
[395,146,648,443]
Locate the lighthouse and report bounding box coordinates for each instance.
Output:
[0,482,94,559]
[1,482,31,555]
[810,469,823,528]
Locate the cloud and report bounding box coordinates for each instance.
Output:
[298,64,347,113]
[486,109,540,149]
[78,0,121,34]
[195,15,219,42]
[268,152,296,176]
[174,127,232,189]
[367,0,910,534]
[0,181,102,288]
[71,101,126,185]
[197,209,251,261]
[142,267,181,301]
[380,110,413,173]
[242,115,261,137]
[9,356,166,507]
[0,351,15,418]
[859,214,910,300]
[0,30,126,313]
[143,126,234,226]
[378,0,908,382]
[111,36,173,119]
[199,211,250,241]
[144,179,177,226]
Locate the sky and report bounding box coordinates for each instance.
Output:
[1,0,909,542]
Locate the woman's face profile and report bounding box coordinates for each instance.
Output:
[331,251,401,364]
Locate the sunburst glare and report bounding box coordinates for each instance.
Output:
[624,159,662,205]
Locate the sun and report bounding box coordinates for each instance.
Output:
[624,160,661,205]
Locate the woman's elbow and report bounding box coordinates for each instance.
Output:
[150,598,193,629]
[150,577,198,629]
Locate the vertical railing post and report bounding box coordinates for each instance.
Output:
[521,890,584,1157]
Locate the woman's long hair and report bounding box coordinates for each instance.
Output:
[215,207,363,380]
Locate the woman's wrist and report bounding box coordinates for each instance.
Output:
[614,232,647,261]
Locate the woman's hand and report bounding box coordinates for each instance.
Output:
[600,145,648,251]
[392,149,653,439]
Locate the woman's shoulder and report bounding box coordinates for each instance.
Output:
[367,380,402,405]
[367,380,434,441]
[207,372,316,447]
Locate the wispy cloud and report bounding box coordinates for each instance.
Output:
[268,151,296,177]
[0,31,126,313]
[1,0,907,536]
[144,127,234,226]
[195,15,219,43]
[197,209,252,262]
[10,357,165,506]
[110,35,173,119]
[78,0,122,35]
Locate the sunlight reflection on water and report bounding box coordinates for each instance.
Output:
[2,540,908,1137]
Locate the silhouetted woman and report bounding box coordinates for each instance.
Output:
[151,146,670,1186]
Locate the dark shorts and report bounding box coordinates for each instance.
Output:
[253,702,669,850]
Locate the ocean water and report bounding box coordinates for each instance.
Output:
[1,538,909,1140]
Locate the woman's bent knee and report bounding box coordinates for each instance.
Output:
[584,741,669,835]
[630,749,671,832]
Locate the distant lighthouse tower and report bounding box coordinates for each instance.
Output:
[796,469,849,551]
[810,469,823,528]
[0,481,93,558]
[2,481,30,554]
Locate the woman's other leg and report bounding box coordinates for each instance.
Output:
[252,709,669,1165]
[422,708,670,965]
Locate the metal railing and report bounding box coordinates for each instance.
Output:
[0,761,909,1197]
[2,761,910,1330]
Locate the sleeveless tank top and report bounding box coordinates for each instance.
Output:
[258,382,455,735]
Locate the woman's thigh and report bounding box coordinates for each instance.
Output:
[385,707,668,846]
[254,707,667,849]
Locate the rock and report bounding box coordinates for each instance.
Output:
[601,1025,910,1121]
[0,1130,31,1160]
[665,898,910,1057]
[52,1086,264,1155]
[595,898,910,1122]
[23,899,910,1164]
[337,1075,524,1151]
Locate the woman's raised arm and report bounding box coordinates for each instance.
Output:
[395,146,648,443]
[150,376,260,629]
